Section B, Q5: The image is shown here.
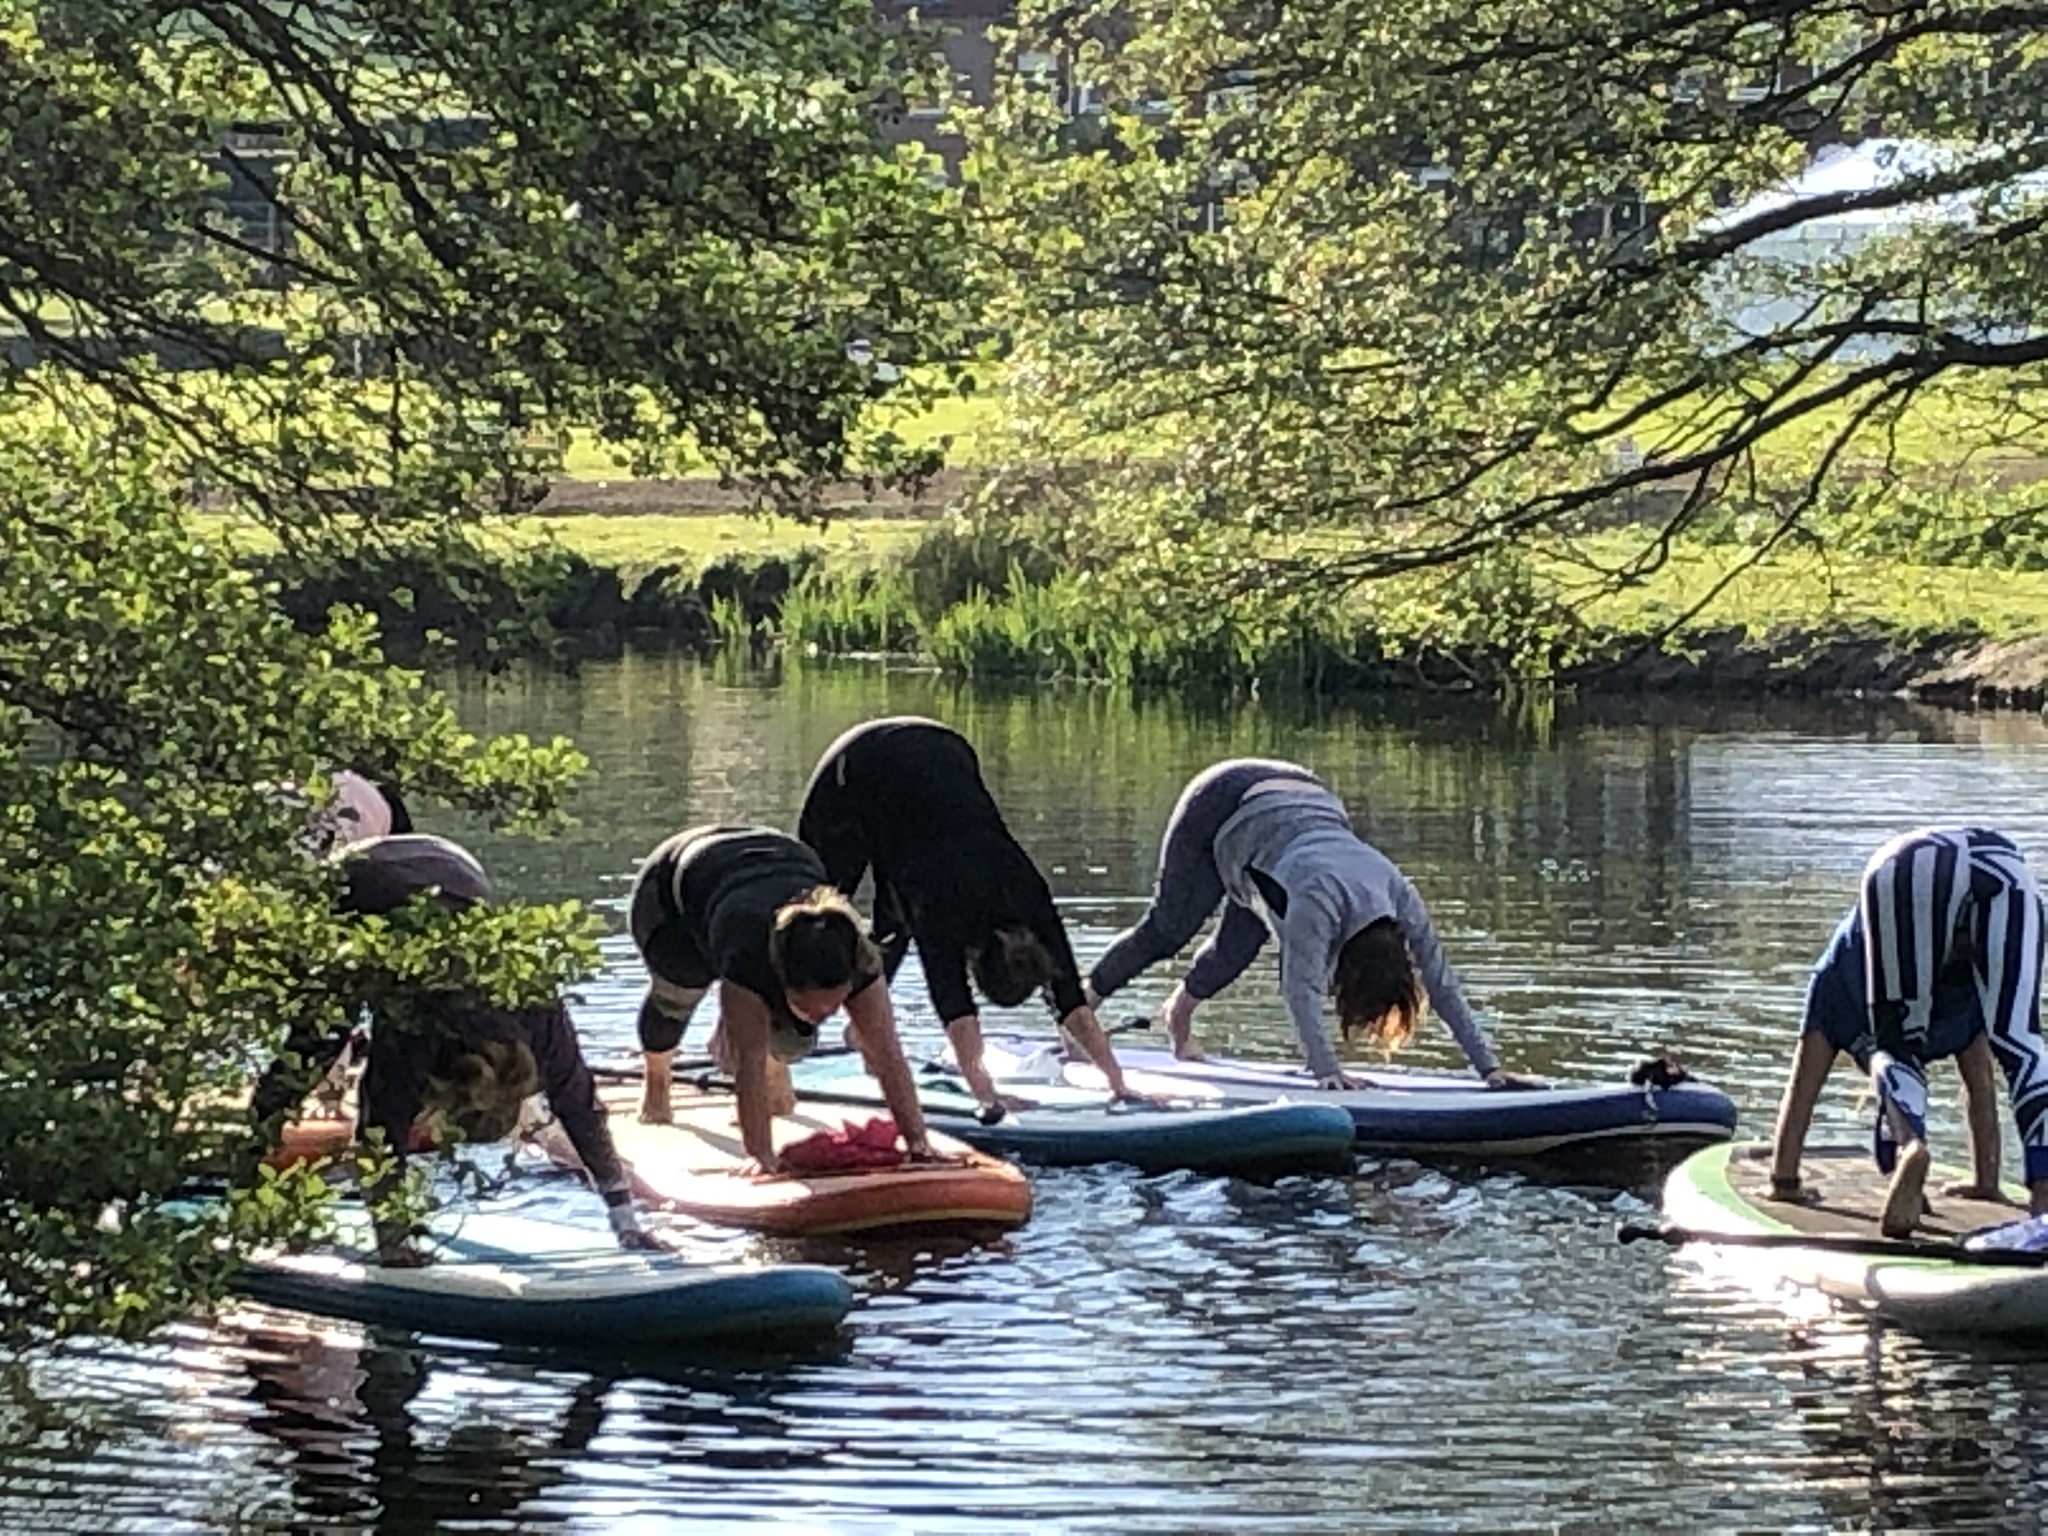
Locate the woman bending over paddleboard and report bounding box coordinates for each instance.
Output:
[1085,759,1532,1091]
[797,716,1144,1115]
[1767,905,2004,1223]
[629,825,934,1170]
[250,834,660,1265]
[1772,826,2048,1237]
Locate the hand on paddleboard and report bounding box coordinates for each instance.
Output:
[1484,1070,1547,1092]
[735,1154,787,1179]
[1111,1087,1170,1108]
[616,1226,671,1253]
[1317,1071,1372,1091]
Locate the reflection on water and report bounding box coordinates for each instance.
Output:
[9,659,2048,1532]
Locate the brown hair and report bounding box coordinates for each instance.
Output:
[769,886,879,992]
[970,925,1058,1008]
[423,1039,541,1145]
[1334,918,1423,1053]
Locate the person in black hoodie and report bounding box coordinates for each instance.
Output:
[797,717,1143,1115]
[251,834,659,1265]
[628,824,934,1171]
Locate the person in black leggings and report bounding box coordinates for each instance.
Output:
[628,824,934,1171]
[797,717,1145,1114]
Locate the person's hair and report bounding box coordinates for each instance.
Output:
[970,925,1059,1008]
[422,1039,541,1145]
[1333,918,1423,1053]
[769,886,878,992]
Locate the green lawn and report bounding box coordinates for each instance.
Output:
[540,512,923,569]
[1560,535,2048,642]
[555,380,1006,481]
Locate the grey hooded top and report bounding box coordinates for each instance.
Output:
[1211,781,1499,1079]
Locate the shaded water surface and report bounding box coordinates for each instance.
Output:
[9,659,2048,1532]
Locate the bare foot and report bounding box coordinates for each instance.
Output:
[1881,1141,1931,1239]
[1762,1181,1822,1207]
[1939,1180,2013,1203]
[639,1086,674,1125]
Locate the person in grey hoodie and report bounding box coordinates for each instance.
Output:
[1086,760,1535,1089]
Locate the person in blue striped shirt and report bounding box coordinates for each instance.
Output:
[1768,827,2048,1236]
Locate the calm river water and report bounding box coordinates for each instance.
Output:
[9,656,2048,1533]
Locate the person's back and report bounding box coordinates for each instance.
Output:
[1805,907,1983,1065]
[805,717,1010,875]
[797,716,1144,1111]
[801,715,1063,999]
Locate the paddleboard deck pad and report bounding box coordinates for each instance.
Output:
[1661,1141,2048,1335]
[1047,1042,1738,1159]
[234,1207,855,1346]
[534,1087,1033,1238]
[786,1054,1358,1176]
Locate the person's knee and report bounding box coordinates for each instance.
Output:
[638,995,688,1055]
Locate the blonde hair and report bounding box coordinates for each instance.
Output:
[423,1039,541,1144]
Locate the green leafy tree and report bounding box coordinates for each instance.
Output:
[966,0,2048,652]
[1,0,965,1343]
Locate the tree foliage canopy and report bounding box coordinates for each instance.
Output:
[1,0,965,1343]
[967,0,2048,641]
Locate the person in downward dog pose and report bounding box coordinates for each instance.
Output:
[797,717,1146,1116]
[1768,901,2006,1221]
[628,824,934,1171]
[1773,827,2048,1237]
[250,833,660,1264]
[1084,759,1534,1091]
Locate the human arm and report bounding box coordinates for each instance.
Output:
[921,920,1034,1111]
[1019,885,1140,1099]
[354,1023,437,1265]
[718,981,784,1171]
[1929,1033,2006,1200]
[944,1012,1038,1113]
[845,982,933,1156]
[1391,879,1501,1078]
[526,1003,661,1249]
[1057,1003,1146,1099]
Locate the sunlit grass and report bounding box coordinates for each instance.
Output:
[542,512,923,570]
[1562,536,2048,641]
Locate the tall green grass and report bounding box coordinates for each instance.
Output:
[772,542,1374,690]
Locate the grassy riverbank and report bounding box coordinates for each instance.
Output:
[280,508,2048,709]
[245,358,2048,706]
[517,510,2048,645]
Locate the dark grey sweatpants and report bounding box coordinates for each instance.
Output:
[1088,759,1322,1002]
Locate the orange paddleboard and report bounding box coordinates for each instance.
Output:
[262,1114,431,1170]
[533,1085,1033,1239]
